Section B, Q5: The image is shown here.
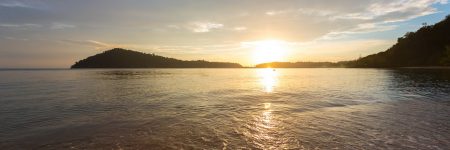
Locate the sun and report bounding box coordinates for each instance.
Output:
[251,39,290,64]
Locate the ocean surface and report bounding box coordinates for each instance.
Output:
[1,68,450,149]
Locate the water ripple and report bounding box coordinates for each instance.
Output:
[1,68,450,149]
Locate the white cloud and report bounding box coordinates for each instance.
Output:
[266,9,334,17]
[0,23,76,30]
[166,22,225,33]
[0,23,42,29]
[51,23,76,30]
[321,23,397,40]
[85,40,110,48]
[279,0,447,41]
[331,0,446,22]
[248,0,447,42]
[233,27,247,31]
[61,39,123,50]
[0,1,32,8]
[265,11,278,16]
[167,24,181,29]
[297,8,335,17]
[2,36,28,41]
[188,22,224,33]
[0,0,45,9]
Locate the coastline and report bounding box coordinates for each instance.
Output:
[400,66,450,69]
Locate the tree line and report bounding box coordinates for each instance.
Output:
[71,48,242,68]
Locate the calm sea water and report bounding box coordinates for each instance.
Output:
[1,68,450,149]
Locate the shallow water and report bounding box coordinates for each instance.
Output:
[0,68,450,149]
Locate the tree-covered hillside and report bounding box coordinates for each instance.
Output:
[349,15,450,67]
[71,48,242,68]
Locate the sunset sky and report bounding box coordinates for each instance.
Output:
[1,0,450,68]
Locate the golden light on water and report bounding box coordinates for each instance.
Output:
[249,70,280,147]
[262,103,273,128]
[264,102,271,109]
[262,111,272,128]
[257,68,278,92]
[248,102,277,149]
[253,70,277,147]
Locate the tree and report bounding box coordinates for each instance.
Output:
[440,46,450,66]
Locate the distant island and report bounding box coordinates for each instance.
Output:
[72,15,449,69]
[71,48,242,68]
[256,62,349,68]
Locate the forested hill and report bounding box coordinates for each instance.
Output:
[71,48,242,68]
[255,62,347,68]
[350,15,450,67]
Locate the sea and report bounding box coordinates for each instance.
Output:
[1,68,450,149]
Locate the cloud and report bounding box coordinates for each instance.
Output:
[265,11,278,16]
[258,0,447,41]
[2,36,28,41]
[51,23,76,30]
[321,23,397,40]
[331,0,447,22]
[188,22,224,33]
[61,39,120,50]
[1,0,449,68]
[168,23,244,33]
[167,22,224,33]
[2,0,447,42]
[85,40,110,48]
[152,43,243,53]
[0,23,42,29]
[265,9,334,17]
[0,22,76,30]
[0,23,76,30]
[233,27,247,31]
[167,24,181,29]
[287,39,395,62]
[317,0,446,39]
[0,0,46,9]
[0,1,32,8]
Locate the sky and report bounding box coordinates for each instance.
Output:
[1,0,449,68]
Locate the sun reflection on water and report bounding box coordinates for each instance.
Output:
[262,110,272,128]
[257,68,278,92]
[264,102,271,109]
[262,102,273,128]
[247,102,279,149]
[249,69,290,149]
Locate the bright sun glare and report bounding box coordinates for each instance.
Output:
[251,39,290,65]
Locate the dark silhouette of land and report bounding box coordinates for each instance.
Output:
[72,15,449,69]
[256,62,348,68]
[71,48,242,68]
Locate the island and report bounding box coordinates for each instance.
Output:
[71,48,242,68]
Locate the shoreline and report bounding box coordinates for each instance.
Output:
[2,66,450,70]
[400,66,450,69]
